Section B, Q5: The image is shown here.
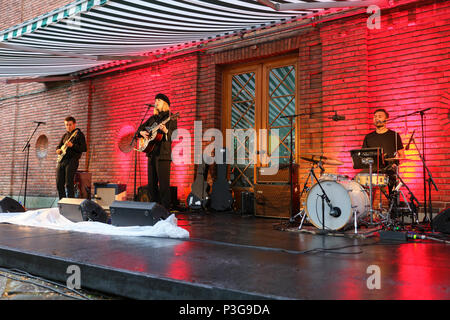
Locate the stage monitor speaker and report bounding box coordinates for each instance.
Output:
[80,199,109,223]
[58,198,84,222]
[0,197,26,213]
[432,208,450,234]
[109,200,170,226]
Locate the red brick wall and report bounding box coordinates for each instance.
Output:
[1,0,449,213]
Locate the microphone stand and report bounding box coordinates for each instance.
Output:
[21,122,42,208]
[384,107,432,223]
[280,113,302,219]
[130,104,152,200]
[308,159,335,234]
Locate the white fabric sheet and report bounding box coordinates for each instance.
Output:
[0,208,189,239]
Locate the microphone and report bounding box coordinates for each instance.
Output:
[145,103,155,107]
[405,130,415,150]
[33,121,46,125]
[330,206,341,217]
[329,112,345,121]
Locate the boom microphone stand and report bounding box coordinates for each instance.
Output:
[280,113,302,220]
[410,136,438,224]
[388,107,432,222]
[22,121,43,208]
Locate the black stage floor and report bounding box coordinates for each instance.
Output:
[0,211,448,300]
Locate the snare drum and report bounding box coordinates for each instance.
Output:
[355,173,388,187]
[305,180,369,231]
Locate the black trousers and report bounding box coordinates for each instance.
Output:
[147,156,171,210]
[56,158,79,199]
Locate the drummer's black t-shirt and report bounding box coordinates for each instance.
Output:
[362,129,404,171]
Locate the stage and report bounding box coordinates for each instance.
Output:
[0,210,448,300]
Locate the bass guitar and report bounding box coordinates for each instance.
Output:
[135,112,179,153]
[57,129,79,163]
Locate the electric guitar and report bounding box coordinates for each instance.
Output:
[56,129,79,163]
[135,112,179,153]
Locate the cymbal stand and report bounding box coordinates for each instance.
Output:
[290,168,312,229]
[390,175,420,226]
[362,157,375,225]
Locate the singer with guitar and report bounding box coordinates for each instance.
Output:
[362,108,404,196]
[56,116,87,199]
[138,93,177,210]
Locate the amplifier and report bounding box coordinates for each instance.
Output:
[256,164,298,184]
[254,184,299,218]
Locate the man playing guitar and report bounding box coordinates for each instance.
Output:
[56,116,87,199]
[138,93,177,210]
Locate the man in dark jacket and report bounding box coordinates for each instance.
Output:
[56,116,87,199]
[138,93,177,210]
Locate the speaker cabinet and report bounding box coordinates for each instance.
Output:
[109,201,170,226]
[0,197,26,213]
[432,208,450,234]
[80,200,109,223]
[94,183,127,207]
[241,192,254,215]
[136,185,178,208]
[58,198,84,222]
[74,171,92,199]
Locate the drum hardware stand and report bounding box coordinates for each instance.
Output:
[362,157,376,225]
[291,169,313,229]
[387,175,421,226]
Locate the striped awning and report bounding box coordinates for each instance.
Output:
[0,0,371,79]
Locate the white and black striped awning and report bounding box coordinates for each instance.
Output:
[0,0,376,79]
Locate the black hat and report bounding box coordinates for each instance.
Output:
[155,93,170,106]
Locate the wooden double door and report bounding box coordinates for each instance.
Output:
[223,56,299,218]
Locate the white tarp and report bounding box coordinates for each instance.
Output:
[0,208,189,239]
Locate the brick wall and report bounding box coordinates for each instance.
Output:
[0,0,449,213]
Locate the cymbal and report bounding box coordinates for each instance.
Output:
[385,157,409,161]
[305,154,339,161]
[300,156,344,166]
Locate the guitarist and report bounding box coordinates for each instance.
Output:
[138,93,177,210]
[56,116,87,199]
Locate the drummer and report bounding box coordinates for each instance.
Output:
[362,108,404,195]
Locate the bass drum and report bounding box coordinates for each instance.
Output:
[305,180,369,231]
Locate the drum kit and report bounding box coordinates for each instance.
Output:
[293,149,421,233]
